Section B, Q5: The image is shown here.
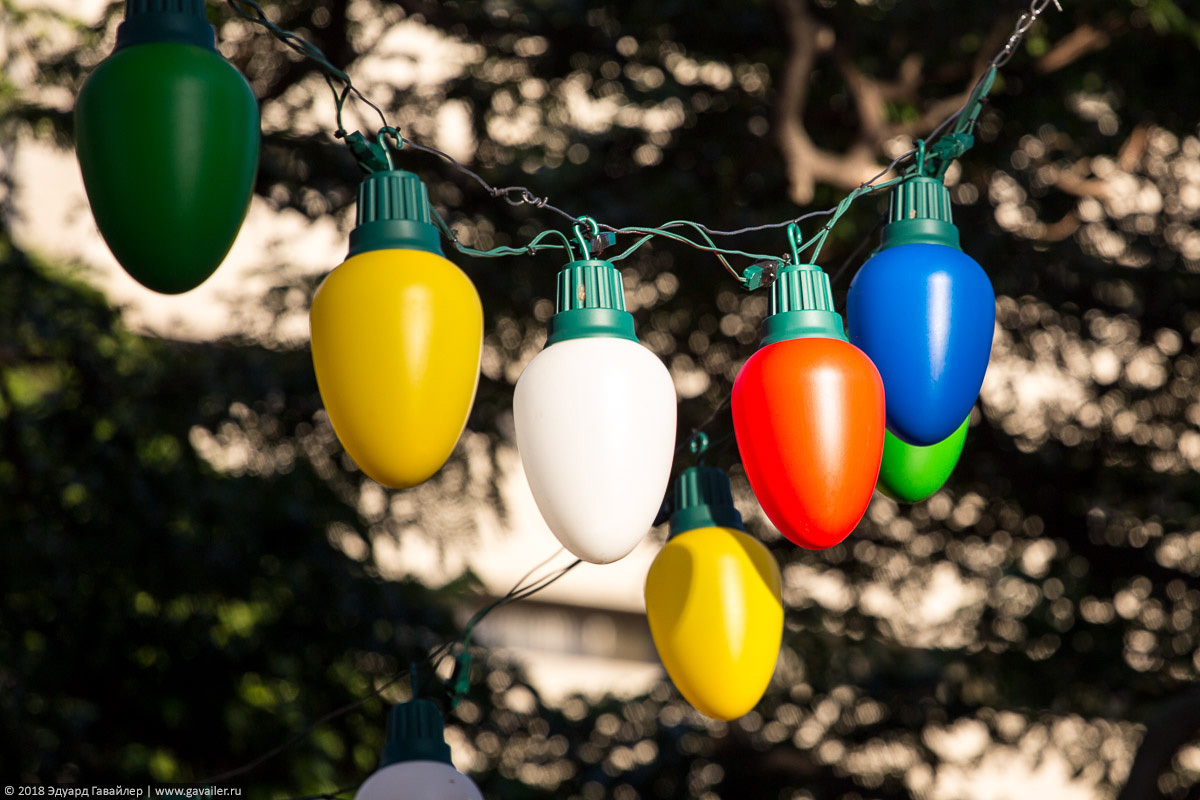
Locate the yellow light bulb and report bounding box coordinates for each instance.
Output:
[645,524,783,720]
[310,247,482,489]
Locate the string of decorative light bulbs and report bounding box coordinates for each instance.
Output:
[72,0,1061,795]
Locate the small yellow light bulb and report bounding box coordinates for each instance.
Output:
[645,466,783,720]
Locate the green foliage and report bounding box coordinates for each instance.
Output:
[0,236,459,791]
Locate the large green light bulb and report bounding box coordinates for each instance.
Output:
[75,0,260,294]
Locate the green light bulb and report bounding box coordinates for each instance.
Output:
[876,417,969,504]
[75,0,260,294]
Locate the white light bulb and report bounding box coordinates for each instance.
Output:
[514,335,677,564]
[355,761,483,800]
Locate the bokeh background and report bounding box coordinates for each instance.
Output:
[3,0,1200,798]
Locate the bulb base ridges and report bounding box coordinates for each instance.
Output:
[348,170,443,257]
[380,699,453,767]
[880,176,960,251]
[546,259,636,345]
[116,0,215,50]
[760,262,845,345]
[669,465,744,537]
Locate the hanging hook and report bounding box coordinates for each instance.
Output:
[786,222,804,266]
[375,127,401,170]
[689,431,710,464]
[572,216,600,259]
[916,138,927,176]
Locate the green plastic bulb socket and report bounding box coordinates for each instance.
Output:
[348,169,444,258]
[669,465,744,537]
[379,699,453,767]
[760,261,847,346]
[545,258,637,346]
[879,176,961,252]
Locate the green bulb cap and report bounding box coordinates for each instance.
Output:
[545,259,637,346]
[880,176,961,251]
[116,0,215,51]
[669,465,744,537]
[348,170,444,258]
[760,262,846,345]
[379,699,453,767]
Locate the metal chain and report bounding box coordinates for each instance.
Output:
[993,0,1063,67]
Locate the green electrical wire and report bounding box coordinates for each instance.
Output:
[222,0,1059,289]
[431,207,577,260]
[221,0,1059,289]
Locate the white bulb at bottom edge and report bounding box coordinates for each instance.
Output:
[355,761,483,800]
[514,336,678,564]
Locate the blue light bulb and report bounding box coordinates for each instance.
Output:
[847,177,994,446]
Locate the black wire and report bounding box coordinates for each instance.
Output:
[219,0,1059,280]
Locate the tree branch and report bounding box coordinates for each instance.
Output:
[1037,211,1081,243]
[773,8,1017,205]
[1117,686,1200,800]
[834,51,923,146]
[774,0,886,205]
[891,18,1011,139]
[1036,23,1114,74]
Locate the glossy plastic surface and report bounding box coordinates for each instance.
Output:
[513,337,677,564]
[75,43,259,294]
[877,417,969,504]
[356,761,483,800]
[847,242,994,445]
[645,525,783,720]
[309,248,483,489]
[732,337,885,549]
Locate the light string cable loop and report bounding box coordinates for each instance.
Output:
[573,215,601,260]
[223,0,1061,285]
[993,0,1063,68]
[375,127,396,171]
